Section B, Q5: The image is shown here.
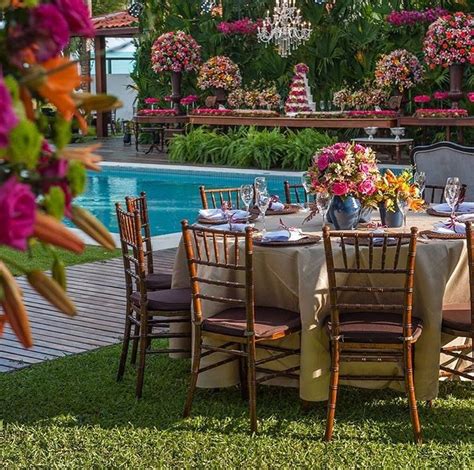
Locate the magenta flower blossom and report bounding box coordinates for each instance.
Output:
[52,0,95,37]
[217,18,260,36]
[0,177,36,251]
[434,91,449,100]
[414,95,431,103]
[387,8,448,27]
[0,77,18,148]
[30,4,70,62]
[144,98,160,104]
[468,92,474,103]
[317,154,330,171]
[358,179,376,196]
[332,182,349,196]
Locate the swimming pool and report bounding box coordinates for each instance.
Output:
[75,165,302,235]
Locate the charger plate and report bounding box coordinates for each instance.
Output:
[419,230,465,240]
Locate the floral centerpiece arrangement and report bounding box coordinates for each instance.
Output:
[197,56,242,93]
[228,84,280,110]
[0,0,117,347]
[374,49,423,92]
[332,85,389,111]
[423,12,474,69]
[375,170,424,227]
[307,143,380,229]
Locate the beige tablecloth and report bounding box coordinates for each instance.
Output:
[172,211,469,401]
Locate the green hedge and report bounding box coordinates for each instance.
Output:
[168,127,335,170]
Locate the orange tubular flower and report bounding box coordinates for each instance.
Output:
[37,57,82,121]
[60,144,102,171]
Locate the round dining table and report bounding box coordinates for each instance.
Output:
[171,210,468,402]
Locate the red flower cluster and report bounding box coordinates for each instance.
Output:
[217,18,261,35]
[136,109,178,116]
[346,110,397,118]
[415,108,469,118]
[191,108,234,116]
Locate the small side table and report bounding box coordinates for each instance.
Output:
[352,137,414,164]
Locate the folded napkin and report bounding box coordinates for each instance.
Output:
[432,202,474,214]
[228,209,250,220]
[262,229,306,242]
[212,223,252,233]
[433,222,466,234]
[269,201,285,211]
[199,208,225,220]
[371,229,395,245]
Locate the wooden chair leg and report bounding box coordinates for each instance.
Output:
[135,312,148,399]
[405,343,422,444]
[325,339,340,442]
[183,331,202,418]
[117,307,132,381]
[239,344,249,400]
[247,337,258,433]
[130,322,140,366]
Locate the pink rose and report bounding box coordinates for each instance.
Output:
[0,177,36,251]
[359,163,370,174]
[333,149,346,162]
[358,179,376,196]
[353,144,365,153]
[317,154,330,171]
[332,182,349,196]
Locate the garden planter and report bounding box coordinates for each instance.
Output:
[448,63,464,109]
[213,87,227,105]
[170,71,183,114]
[327,196,361,230]
[379,203,403,228]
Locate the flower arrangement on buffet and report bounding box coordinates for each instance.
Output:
[423,12,474,69]
[332,84,389,111]
[197,56,242,91]
[414,108,469,118]
[345,110,398,119]
[190,108,234,116]
[374,49,424,92]
[228,84,280,110]
[0,0,118,347]
[151,31,202,73]
[375,170,424,213]
[136,109,178,116]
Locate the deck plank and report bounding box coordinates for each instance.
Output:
[0,248,177,372]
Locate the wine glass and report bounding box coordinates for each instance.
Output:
[240,184,254,216]
[319,100,326,112]
[398,198,409,231]
[300,172,312,211]
[444,177,461,220]
[254,177,267,196]
[257,192,271,235]
[316,191,331,225]
[413,171,426,198]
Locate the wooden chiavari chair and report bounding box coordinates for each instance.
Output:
[322,226,423,444]
[283,182,315,205]
[423,184,467,204]
[199,185,245,210]
[125,192,172,291]
[115,204,191,398]
[439,221,473,380]
[181,221,301,432]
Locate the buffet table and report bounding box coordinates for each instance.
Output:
[399,117,474,143]
[171,211,468,402]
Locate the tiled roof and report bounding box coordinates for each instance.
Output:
[92,10,136,30]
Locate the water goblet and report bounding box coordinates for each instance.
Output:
[444,177,461,220]
[398,198,409,231]
[390,127,405,141]
[257,192,271,235]
[364,127,378,141]
[300,171,312,211]
[254,177,267,196]
[319,100,326,112]
[240,184,254,223]
[414,171,426,198]
[316,191,331,225]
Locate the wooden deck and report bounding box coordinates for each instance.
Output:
[0,249,177,373]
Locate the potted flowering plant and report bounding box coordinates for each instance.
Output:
[307,143,380,230]
[0,0,117,348]
[151,31,202,113]
[375,170,424,227]
[374,49,423,105]
[197,56,242,104]
[423,12,474,108]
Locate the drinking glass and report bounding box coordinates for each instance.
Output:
[300,171,311,211]
[240,184,254,213]
[444,177,461,219]
[414,171,426,197]
[319,100,326,112]
[316,191,331,224]
[254,177,267,196]
[398,198,409,231]
[257,192,271,235]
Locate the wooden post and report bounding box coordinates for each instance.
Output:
[94,35,108,138]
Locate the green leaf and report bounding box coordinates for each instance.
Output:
[54,118,72,151]
[7,119,43,170]
[52,257,67,290]
[43,186,66,220]
[67,161,87,196]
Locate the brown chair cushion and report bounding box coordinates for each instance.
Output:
[442,303,471,334]
[131,288,191,311]
[145,272,172,291]
[325,312,423,343]
[202,306,301,339]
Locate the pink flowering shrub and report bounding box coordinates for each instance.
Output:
[387,8,448,27]
[414,95,431,104]
[217,18,260,35]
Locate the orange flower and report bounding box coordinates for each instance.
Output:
[60,144,102,171]
[37,57,82,121]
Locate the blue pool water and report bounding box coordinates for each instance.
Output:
[75,166,301,235]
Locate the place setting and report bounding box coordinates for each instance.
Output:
[253,218,321,247]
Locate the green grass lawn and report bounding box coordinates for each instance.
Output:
[0,244,120,275]
[0,344,472,468]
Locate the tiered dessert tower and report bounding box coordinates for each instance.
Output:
[285,63,316,115]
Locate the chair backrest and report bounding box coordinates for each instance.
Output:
[181,221,255,334]
[125,192,154,274]
[115,203,146,299]
[423,183,467,204]
[322,226,418,342]
[412,141,474,200]
[199,185,244,209]
[283,181,316,205]
[466,222,474,335]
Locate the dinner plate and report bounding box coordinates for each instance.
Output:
[426,202,474,217]
[253,234,321,247]
[251,204,300,216]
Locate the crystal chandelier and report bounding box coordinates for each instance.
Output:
[257,0,312,58]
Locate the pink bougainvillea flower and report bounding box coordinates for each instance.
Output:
[0,77,18,148]
[0,177,36,251]
[52,0,95,37]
